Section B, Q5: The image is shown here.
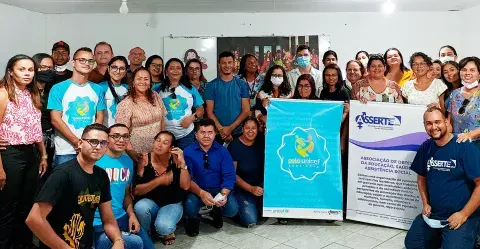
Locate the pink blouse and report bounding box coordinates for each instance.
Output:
[0,88,42,145]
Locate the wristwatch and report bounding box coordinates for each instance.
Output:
[41,154,48,160]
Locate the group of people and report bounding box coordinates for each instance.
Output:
[0,39,479,249]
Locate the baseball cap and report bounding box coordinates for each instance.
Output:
[52,41,70,54]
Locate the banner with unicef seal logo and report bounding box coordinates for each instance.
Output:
[347,101,428,229]
[263,99,344,220]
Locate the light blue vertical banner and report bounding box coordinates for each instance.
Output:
[263,99,344,220]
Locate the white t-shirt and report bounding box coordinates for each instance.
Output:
[401,79,448,106]
[99,81,129,127]
[48,79,106,155]
[158,84,204,139]
[287,67,323,97]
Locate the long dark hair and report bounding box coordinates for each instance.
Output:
[104,56,128,104]
[145,55,165,83]
[125,67,156,105]
[441,61,460,89]
[160,58,192,92]
[238,53,258,79]
[322,64,344,91]
[384,48,410,75]
[32,53,53,68]
[293,74,317,100]
[0,54,41,109]
[186,58,207,82]
[261,65,291,96]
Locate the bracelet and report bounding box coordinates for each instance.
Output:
[41,154,48,160]
[113,238,124,244]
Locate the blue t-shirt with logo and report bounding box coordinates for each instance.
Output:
[98,81,129,127]
[410,136,480,220]
[93,153,133,228]
[204,77,249,135]
[48,79,106,155]
[158,84,204,139]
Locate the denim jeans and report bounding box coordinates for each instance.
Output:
[53,154,77,168]
[184,188,239,220]
[134,199,183,236]
[405,214,480,249]
[94,214,154,249]
[175,131,195,150]
[234,189,263,227]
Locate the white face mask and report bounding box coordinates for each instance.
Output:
[55,64,68,72]
[422,214,448,229]
[440,56,455,63]
[360,58,368,67]
[462,80,479,89]
[271,76,284,86]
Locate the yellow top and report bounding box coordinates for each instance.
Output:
[397,70,414,88]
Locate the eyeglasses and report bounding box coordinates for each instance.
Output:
[170,87,177,99]
[81,138,109,148]
[412,62,428,68]
[459,98,470,115]
[297,84,311,89]
[271,74,283,78]
[203,153,210,169]
[188,67,200,72]
[110,65,126,72]
[108,133,131,141]
[151,63,163,69]
[74,58,96,65]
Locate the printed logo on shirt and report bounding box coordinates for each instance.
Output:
[426,157,457,172]
[105,167,131,182]
[63,213,86,249]
[278,127,330,181]
[66,96,96,129]
[162,95,188,120]
[355,112,401,130]
[77,189,101,208]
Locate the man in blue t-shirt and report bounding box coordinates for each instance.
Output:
[48,47,106,167]
[93,124,154,249]
[405,107,480,249]
[204,51,250,143]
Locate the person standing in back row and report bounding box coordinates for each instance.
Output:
[205,52,250,143]
[89,41,114,83]
[51,41,73,88]
[286,45,322,96]
[48,47,106,167]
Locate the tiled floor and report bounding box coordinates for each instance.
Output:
[155,218,407,249]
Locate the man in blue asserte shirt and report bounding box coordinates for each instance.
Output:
[405,107,480,249]
[183,118,238,237]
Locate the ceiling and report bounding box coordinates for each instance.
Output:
[0,0,478,14]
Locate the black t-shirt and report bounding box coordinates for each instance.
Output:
[319,87,350,101]
[46,70,73,93]
[36,159,111,249]
[40,89,52,132]
[135,154,186,207]
[228,138,265,186]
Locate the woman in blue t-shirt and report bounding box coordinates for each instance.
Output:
[158,58,204,149]
[146,55,164,93]
[99,56,129,127]
[228,117,265,227]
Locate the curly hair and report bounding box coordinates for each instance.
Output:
[125,67,156,106]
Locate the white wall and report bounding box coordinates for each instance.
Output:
[459,5,480,58]
[44,11,463,70]
[0,3,45,74]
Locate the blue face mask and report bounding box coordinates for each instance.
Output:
[297,56,311,68]
[422,214,449,228]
